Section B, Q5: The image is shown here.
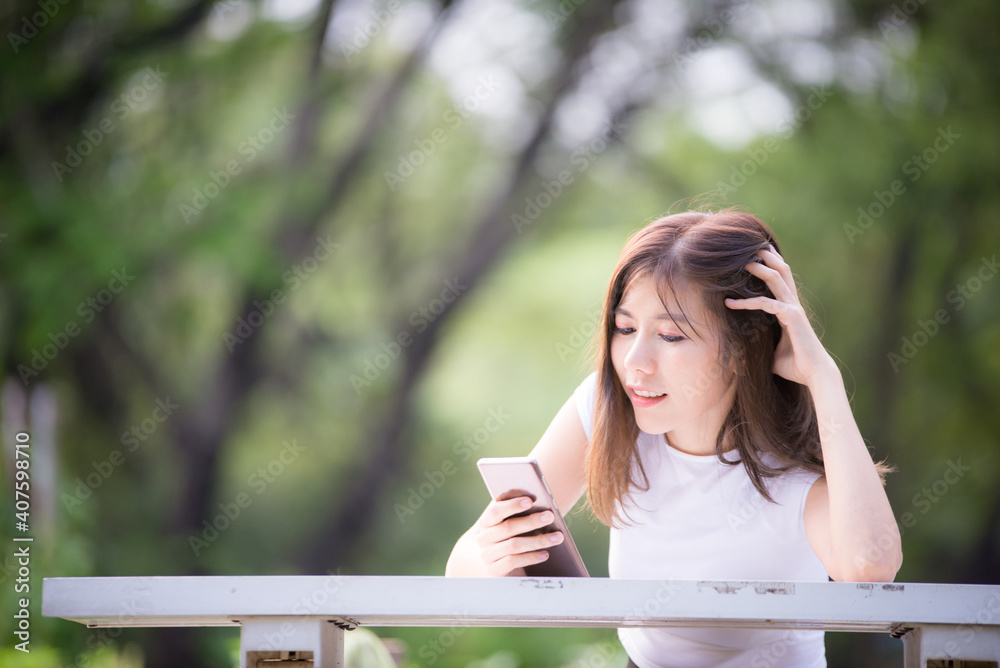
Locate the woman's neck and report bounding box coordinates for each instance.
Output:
[662,426,736,457]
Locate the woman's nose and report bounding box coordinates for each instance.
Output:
[624,338,654,373]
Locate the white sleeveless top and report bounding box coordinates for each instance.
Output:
[572,371,828,668]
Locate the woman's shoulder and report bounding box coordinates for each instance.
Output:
[759,452,823,497]
[571,370,599,440]
[576,369,598,391]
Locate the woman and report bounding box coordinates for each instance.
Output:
[445,208,902,667]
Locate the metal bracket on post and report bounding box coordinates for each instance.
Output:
[900,623,1000,668]
[236,616,345,668]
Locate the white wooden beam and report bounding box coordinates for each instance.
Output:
[42,576,1000,667]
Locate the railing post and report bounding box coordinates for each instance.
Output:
[237,615,345,668]
[901,624,1000,668]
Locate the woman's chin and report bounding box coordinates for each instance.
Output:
[634,415,669,436]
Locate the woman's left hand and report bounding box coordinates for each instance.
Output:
[724,245,838,388]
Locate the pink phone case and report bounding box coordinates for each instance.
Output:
[476,456,590,577]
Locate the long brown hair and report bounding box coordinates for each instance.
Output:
[583,208,889,528]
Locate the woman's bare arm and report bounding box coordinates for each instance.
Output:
[445,391,589,576]
[803,366,903,582]
[726,244,902,582]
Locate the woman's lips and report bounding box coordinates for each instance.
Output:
[628,388,667,408]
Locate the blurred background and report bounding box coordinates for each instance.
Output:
[1,0,998,665]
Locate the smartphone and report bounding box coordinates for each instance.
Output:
[476,456,590,578]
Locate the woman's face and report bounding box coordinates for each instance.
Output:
[609,273,737,456]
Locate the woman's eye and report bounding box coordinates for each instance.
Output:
[613,327,683,343]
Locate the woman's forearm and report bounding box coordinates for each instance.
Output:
[808,364,903,581]
[445,530,526,577]
[445,530,485,577]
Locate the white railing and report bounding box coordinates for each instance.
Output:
[42,576,1000,667]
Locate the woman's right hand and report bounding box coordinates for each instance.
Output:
[470,495,565,577]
